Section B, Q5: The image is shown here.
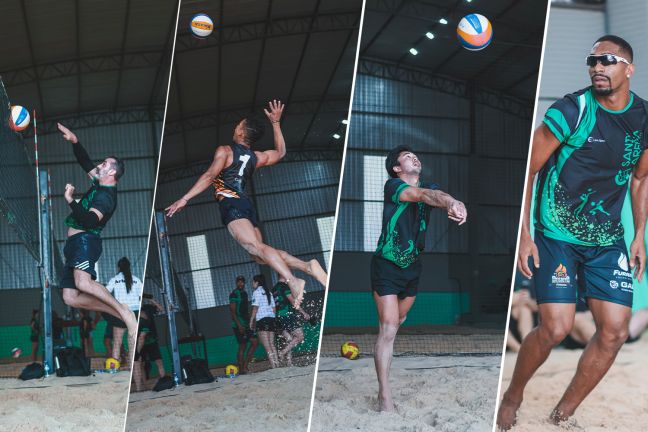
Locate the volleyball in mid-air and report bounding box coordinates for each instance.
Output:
[190,13,214,38]
[225,364,239,376]
[341,341,359,360]
[456,14,493,51]
[105,357,121,370]
[11,347,22,359]
[8,105,30,132]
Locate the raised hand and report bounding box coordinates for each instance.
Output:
[447,199,467,225]
[165,197,188,217]
[57,123,78,144]
[263,99,285,123]
[64,183,76,203]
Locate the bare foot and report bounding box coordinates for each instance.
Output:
[497,395,521,431]
[549,407,572,425]
[307,259,328,287]
[378,392,395,412]
[287,278,306,308]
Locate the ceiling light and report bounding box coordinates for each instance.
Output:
[439,18,448,24]
[409,48,418,55]
[333,133,341,139]
[425,32,435,40]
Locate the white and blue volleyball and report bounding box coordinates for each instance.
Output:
[456,14,493,51]
[190,13,214,39]
[9,105,30,132]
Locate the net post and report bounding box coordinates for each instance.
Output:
[155,210,183,385]
[39,169,53,373]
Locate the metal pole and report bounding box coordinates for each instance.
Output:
[39,169,53,373]
[155,211,182,385]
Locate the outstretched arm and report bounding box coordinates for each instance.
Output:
[255,100,286,168]
[165,146,229,217]
[630,152,648,282]
[399,186,468,225]
[58,123,95,177]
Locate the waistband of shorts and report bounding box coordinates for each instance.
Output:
[67,231,101,241]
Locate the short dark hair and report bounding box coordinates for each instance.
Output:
[108,156,125,180]
[595,35,634,63]
[236,275,245,282]
[385,145,414,178]
[241,116,265,145]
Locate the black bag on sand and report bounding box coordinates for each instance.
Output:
[153,375,175,392]
[19,362,44,380]
[55,347,91,377]
[181,356,216,386]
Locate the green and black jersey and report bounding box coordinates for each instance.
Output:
[538,87,648,246]
[375,178,438,268]
[64,179,117,235]
[229,288,250,328]
[273,281,295,318]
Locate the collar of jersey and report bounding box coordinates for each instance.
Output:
[594,90,634,114]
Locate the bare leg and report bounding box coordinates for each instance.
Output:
[258,331,279,368]
[629,308,648,339]
[155,358,166,377]
[279,328,304,361]
[113,327,126,365]
[244,337,259,372]
[516,305,535,340]
[497,303,575,430]
[373,293,415,412]
[31,341,38,362]
[237,341,246,371]
[70,271,138,348]
[228,220,306,307]
[569,311,596,346]
[276,249,328,287]
[550,299,630,423]
[506,329,521,353]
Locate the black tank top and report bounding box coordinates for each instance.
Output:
[213,142,257,199]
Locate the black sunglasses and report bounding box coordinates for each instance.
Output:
[585,54,630,67]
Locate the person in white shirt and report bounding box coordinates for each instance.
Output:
[249,274,279,368]
[105,257,142,367]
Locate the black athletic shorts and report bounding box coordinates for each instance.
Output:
[371,255,422,299]
[60,232,102,289]
[136,343,162,362]
[233,326,257,344]
[276,314,300,333]
[218,196,259,227]
[256,317,275,332]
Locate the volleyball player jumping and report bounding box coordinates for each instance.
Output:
[165,100,327,306]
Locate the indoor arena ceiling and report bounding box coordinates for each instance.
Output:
[0,0,178,130]
[161,0,363,170]
[361,0,548,102]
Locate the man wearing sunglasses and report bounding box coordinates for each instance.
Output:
[498,35,648,429]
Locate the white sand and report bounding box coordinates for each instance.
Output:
[0,372,130,432]
[126,365,315,432]
[500,337,648,431]
[311,356,501,432]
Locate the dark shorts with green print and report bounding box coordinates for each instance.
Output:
[371,255,422,299]
[533,230,633,307]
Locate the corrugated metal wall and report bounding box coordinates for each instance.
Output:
[335,74,528,256]
[0,117,161,292]
[147,158,340,310]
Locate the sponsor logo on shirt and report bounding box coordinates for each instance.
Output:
[587,136,605,143]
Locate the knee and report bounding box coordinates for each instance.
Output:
[378,321,399,341]
[538,322,571,346]
[62,289,79,307]
[240,239,262,257]
[598,323,629,349]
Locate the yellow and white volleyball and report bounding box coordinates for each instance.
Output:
[225,364,239,376]
[341,341,359,360]
[11,347,22,359]
[8,105,30,132]
[190,13,214,39]
[456,14,493,51]
[105,357,121,370]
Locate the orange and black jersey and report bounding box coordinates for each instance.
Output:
[213,142,257,199]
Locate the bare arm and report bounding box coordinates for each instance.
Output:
[165,146,230,217]
[517,124,562,278]
[255,100,286,168]
[249,305,259,330]
[629,152,648,281]
[399,187,468,225]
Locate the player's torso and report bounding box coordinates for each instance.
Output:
[214,143,257,199]
[538,91,646,245]
[65,182,117,234]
